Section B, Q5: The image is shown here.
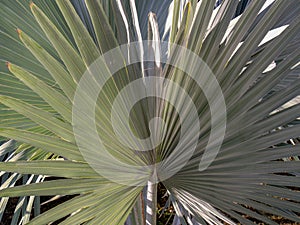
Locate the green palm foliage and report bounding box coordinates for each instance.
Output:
[0,0,300,224]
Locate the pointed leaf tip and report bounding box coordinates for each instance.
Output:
[16,29,22,36]
[5,62,11,70]
[185,1,191,8]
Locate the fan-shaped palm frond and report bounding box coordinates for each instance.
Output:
[0,0,299,224]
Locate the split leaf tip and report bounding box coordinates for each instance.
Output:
[30,2,35,9]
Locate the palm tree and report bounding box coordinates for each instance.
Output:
[0,0,300,224]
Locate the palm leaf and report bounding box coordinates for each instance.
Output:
[0,0,299,224]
